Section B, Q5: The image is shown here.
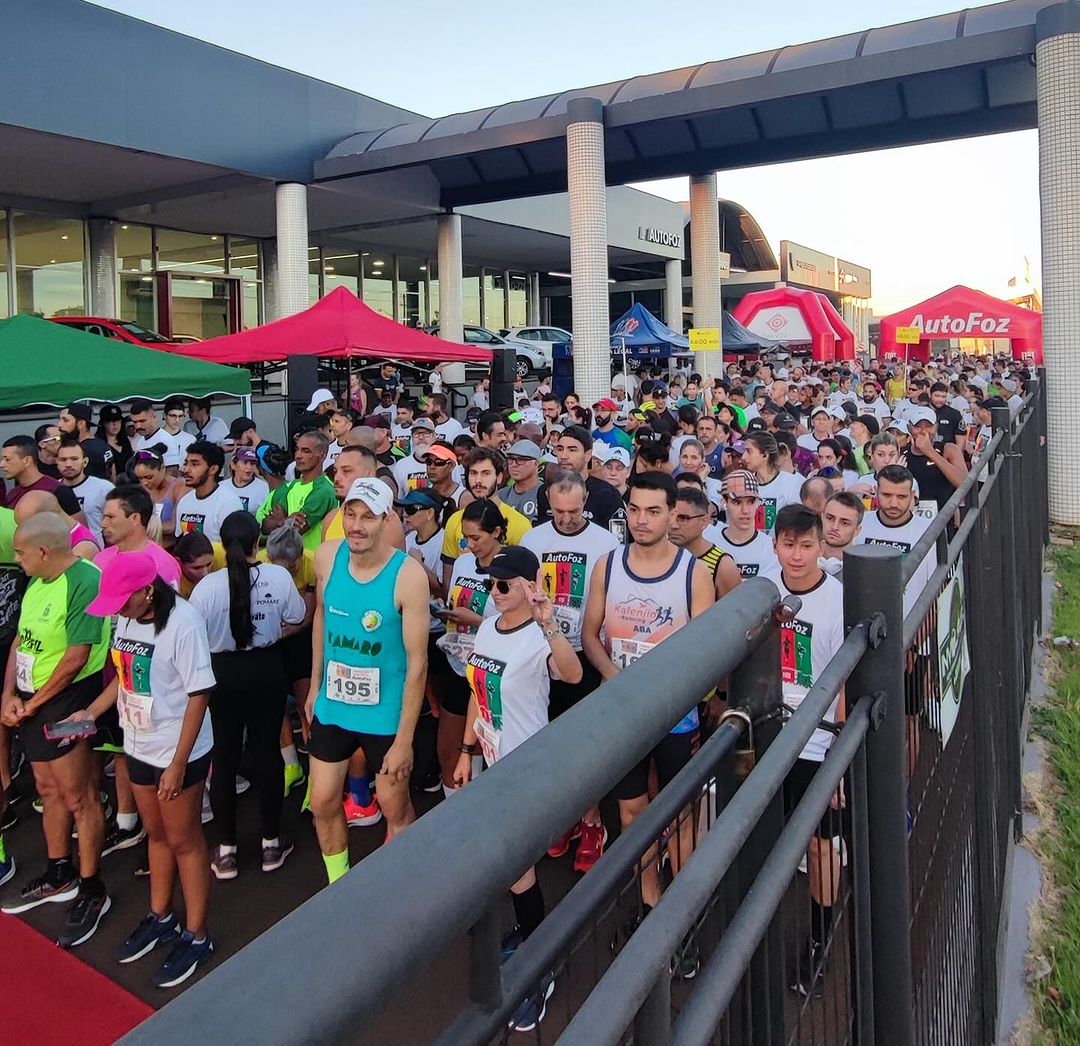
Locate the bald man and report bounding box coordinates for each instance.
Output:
[1,513,111,944]
[13,490,99,561]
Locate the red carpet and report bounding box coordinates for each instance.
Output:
[0,914,152,1045]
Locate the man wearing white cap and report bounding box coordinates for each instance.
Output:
[305,389,338,416]
[901,405,967,511]
[305,478,429,884]
[796,406,835,453]
[599,446,631,499]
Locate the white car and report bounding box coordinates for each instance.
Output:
[427,324,551,379]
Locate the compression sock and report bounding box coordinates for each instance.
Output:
[511,882,546,940]
[79,873,105,898]
[281,744,301,769]
[347,775,372,806]
[810,900,833,948]
[48,857,73,883]
[323,849,349,885]
[117,811,138,831]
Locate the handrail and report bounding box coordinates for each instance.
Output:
[122,580,781,1045]
[557,619,872,1046]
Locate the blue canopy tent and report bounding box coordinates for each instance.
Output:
[609,303,690,360]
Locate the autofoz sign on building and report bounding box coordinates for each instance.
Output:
[638,226,682,248]
[911,312,1013,336]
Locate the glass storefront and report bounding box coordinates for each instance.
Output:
[117,223,155,329]
[169,275,232,340]
[308,246,321,306]
[13,212,85,318]
[463,265,482,327]
[508,272,527,328]
[396,256,428,328]
[483,272,505,332]
[363,254,393,318]
[156,229,225,273]
[323,250,360,297]
[227,237,261,331]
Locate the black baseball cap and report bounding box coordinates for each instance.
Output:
[773,412,798,430]
[486,546,540,581]
[99,403,125,423]
[65,402,92,424]
[229,416,256,440]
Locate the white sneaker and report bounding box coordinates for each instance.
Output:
[235,776,251,795]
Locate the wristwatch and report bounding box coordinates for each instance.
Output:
[542,626,558,640]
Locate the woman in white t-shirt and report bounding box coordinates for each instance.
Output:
[74,550,217,988]
[219,447,269,515]
[452,546,581,1025]
[188,511,306,881]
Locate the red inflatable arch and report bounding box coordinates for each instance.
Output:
[879,285,1042,365]
[732,286,853,363]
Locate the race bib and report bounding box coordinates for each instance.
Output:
[15,650,34,693]
[118,687,153,732]
[473,715,501,766]
[326,661,380,705]
[153,502,164,519]
[611,637,655,671]
[552,604,581,640]
[437,631,476,676]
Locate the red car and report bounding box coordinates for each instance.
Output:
[49,317,181,348]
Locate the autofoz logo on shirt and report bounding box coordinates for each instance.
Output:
[179,514,206,535]
[614,597,674,635]
[864,537,912,554]
[780,619,813,688]
[738,563,760,578]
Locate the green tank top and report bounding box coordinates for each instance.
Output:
[17,559,108,693]
[314,544,407,736]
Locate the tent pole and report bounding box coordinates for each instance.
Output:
[346,354,353,413]
[241,393,253,418]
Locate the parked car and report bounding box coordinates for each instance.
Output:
[49,316,176,348]
[426,324,551,379]
[501,325,572,347]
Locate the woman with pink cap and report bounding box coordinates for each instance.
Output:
[64,550,217,988]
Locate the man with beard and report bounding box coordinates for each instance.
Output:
[319,446,405,550]
[591,399,632,452]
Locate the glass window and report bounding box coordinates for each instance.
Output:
[308,246,321,306]
[156,229,225,273]
[462,265,481,327]
[363,254,393,318]
[483,270,505,331]
[13,213,85,318]
[117,224,155,328]
[323,250,360,297]
[170,276,231,341]
[508,273,527,328]
[428,271,438,329]
[229,237,261,330]
[396,255,427,328]
[0,210,8,319]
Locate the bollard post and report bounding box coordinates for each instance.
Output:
[842,546,914,1046]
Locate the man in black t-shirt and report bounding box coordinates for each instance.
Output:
[929,382,967,455]
[368,362,402,405]
[535,425,627,541]
[58,403,113,480]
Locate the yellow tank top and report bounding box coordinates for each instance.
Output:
[325,509,344,541]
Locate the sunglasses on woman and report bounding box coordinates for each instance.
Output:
[482,578,513,594]
[401,504,431,516]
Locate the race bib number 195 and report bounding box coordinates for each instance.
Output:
[326,661,380,705]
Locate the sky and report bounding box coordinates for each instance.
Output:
[92,0,1041,315]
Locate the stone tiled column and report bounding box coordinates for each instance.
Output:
[528,272,542,325]
[1037,3,1080,523]
[690,172,723,378]
[87,219,118,318]
[665,258,684,333]
[437,212,463,343]
[274,183,309,320]
[566,97,610,407]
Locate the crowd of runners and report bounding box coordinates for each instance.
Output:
[0,353,1029,1026]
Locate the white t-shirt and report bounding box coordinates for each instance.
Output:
[761,568,845,762]
[188,562,306,653]
[175,484,245,542]
[112,599,216,768]
[133,428,194,470]
[220,476,269,516]
[393,453,430,494]
[467,616,551,766]
[440,552,499,673]
[855,510,937,617]
[856,397,891,424]
[797,432,826,452]
[183,416,231,446]
[66,475,112,544]
[435,417,465,442]
[755,470,803,534]
[520,520,619,650]
[324,440,344,472]
[407,529,447,634]
[704,526,778,579]
[827,389,856,408]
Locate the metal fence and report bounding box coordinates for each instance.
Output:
[123,379,1047,1046]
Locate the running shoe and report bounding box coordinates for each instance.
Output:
[102,819,147,857]
[210,846,238,881]
[9,748,25,781]
[300,777,312,814]
[573,821,608,874]
[283,763,305,798]
[0,806,18,832]
[235,775,251,795]
[201,789,214,825]
[32,797,43,815]
[343,794,383,827]
[57,891,111,948]
[0,854,15,889]
[118,912,180,964]
[508,975,555,1033]
[103,757,116,779]
[790,939,826,998]
[547,821,582,859]
[610,906,649,955]
[501,926,524,962]
[154,932,215,989]
[1,872,78,913]
[671,935,700,980]
[133,842,150,878]
[261,840,294,873]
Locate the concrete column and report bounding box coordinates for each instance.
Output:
[566,97,610,407]
[689,172,723,378]
[664,257,683,333]
[1037,3,1080,524]
[437,212,463,343]
[87,219,118,317]
[274,182,308,320]
[527,272,541,325]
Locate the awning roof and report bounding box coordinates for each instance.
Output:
[0,315,249,410]
[166,286,492,365]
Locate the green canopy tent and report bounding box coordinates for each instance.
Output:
[0,315,250,410]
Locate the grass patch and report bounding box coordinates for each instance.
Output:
[1028,537,1080,1043]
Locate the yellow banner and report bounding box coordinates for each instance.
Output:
[688,327,721,352]
[895,325,921,345]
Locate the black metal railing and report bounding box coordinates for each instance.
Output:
[123,378,1047,1046]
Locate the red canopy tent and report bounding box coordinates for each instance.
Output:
[165,286,492,365]
[732,287,854,363]
[879,285,1043,365]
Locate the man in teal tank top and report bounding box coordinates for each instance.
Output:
[305,478,430,885]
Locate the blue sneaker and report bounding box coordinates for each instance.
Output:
[0,854,15,888]
[118,913,180,964]
[153,931,215,988]
[500,926,524,963]
[508,975,555,1033]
